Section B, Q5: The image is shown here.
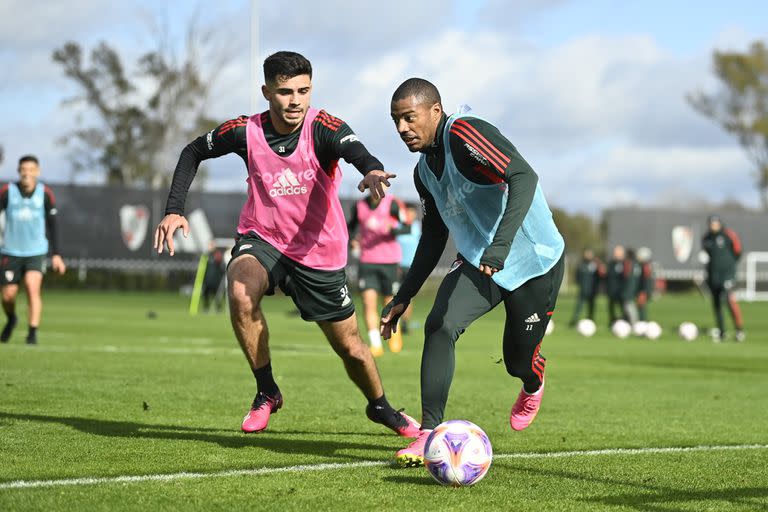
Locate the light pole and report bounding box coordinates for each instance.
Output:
[250,0,260,113]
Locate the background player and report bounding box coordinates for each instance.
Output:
[154,51,419,437]
[201,240,226,313]
[621,248,641,326]
[377,78,565,467]
[702,215,745,342]
[568,248,602,327]
[0,155,66,344]
[347,192,410,355]
[606,245,626,326]
[396,203,421,335]
[636,247,654,322]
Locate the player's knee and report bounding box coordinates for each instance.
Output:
[338,337,368,363]
[227,280,255,316]
[424,313,463,345]
[2,289,15,302]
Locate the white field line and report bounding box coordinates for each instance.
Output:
[1,444,766,491]
[0,343,331,356]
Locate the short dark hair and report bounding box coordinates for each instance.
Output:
[263,51,312,85]
[18,155,39,167]
[392,78,442,106]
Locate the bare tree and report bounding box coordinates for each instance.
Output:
[53,16,230,188]
[688,41,768,209]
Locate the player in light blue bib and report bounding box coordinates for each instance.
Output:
[376,79,565,467]
[0,155,66,344]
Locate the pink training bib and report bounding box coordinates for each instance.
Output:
[237,108,348,270]
[356,194,402,264]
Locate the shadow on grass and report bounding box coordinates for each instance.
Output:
[381,475,435,486]
[0,411,393,462]
[504,462,768,511]
[594,487,768,511]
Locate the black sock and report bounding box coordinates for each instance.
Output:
[252,362,279,397]
[27,326,37,338]
[523,379,541,394]
[368,394,393,410]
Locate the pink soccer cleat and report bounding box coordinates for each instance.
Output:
[392,411,421,438]
[241,392,283,433]
[510,380,545,431]
[395,429,432,467]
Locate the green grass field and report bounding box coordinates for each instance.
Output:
[1,289,766,511]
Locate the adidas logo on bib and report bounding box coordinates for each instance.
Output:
[269,169,308,197]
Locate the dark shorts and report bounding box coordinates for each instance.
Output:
[358,263,400,296]
[708,278,735,294]
[230,233,355,322]
[0,254,46,285]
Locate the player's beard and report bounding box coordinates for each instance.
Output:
[280,106,306,128]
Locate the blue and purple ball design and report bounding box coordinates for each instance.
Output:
[424,420,493,486]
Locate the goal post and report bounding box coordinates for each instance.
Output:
[742,252,768,302]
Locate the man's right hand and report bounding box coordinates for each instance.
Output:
[380,298,409,340]
[154,214,190,256]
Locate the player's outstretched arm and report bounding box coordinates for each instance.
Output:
[154,214,190,256]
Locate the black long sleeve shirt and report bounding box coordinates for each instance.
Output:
[396,114,539,302]
[165,110,383,215]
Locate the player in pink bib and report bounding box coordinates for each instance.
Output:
[154,51,419,438]
[348,193,410,355]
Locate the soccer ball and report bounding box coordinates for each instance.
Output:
[632,321,648,337]
[576,319,596,337]
[611,320,631,339]
[545,319,555,336]
[678,322,698,341]
[645,321,662,340]
[424,420,493,487]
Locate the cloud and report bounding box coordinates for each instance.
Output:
[0,0,762,217]
[542,144,755,211]
[0,1,124,48]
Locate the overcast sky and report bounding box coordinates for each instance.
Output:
[1,0,766,214]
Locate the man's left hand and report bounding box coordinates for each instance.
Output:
[357,170,396,201]
[478,264,499,276]
[51,255,66,274]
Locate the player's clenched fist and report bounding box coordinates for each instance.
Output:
[154,214,189,256]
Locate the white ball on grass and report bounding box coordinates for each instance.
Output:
[632,321,648,337]
[645,321,662,340]
[612,320,632,339]
[678,322,698,341]
[576,319,597,337]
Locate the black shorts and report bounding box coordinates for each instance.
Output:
[230,233,355,322]
[708,278,735,294]
[0,254,46,285]
[358,263,399,296]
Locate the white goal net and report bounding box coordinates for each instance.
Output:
[742,252,768,301]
